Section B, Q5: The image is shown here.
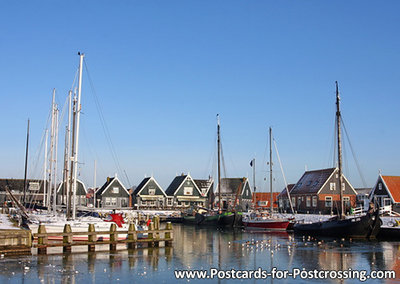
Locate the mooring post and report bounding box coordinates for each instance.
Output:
[165,222,173,247]
[148,222,154,247]
[37,224,47,255]
[109,223,117,251]
[127,222,136,250]
[88,224,96,252]
[63,224,72,253]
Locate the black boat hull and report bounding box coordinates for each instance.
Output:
[293,212,381,239]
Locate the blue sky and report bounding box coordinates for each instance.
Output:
[1,1,399,192]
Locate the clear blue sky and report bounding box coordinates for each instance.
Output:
[1,1,399,192]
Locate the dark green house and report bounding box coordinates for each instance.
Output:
[56,180,87,206]
[217,177,252,211]
[132,177,166,208]
[96,175,130,208]
[165,174,208,208]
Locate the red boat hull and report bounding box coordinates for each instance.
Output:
[244,220,290,230]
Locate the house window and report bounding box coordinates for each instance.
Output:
[201,188,207,196]
[184,187,193,195]
[29,182,40,191]
[312,196,317,207]
[167,198,173,206]
[384,198,391,206]
[325,196,332,207]
[378,183,382,191]
[298,197,301,205]
[342,183,345,191]
[330,183,336,191]
[148,188,156,195]
[112,187,119,194]
[105,198,111,206]
[111,198,117,206]
[343,196,350,207]
[291,197,296,207]
[141,200,147,206]
[150,200,155,206]
[306,196,311,207]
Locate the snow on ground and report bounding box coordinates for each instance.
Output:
[0,213,18,229]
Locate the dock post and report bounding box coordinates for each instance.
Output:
[88,224,96,252]
[37,224,47,255]
[165,222,173,247]
[153,216,160,247]
[148,222,154,247]
[109,223,117,251]
[128,222,136,250]
[63,224,72,253]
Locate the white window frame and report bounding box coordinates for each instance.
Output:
[325,196,332,207]
[291,197,296,207]
[167,198,173,206]
[330,183,336,191]
[112,187,119,194]
[105,197,111,206]
[148,188,156,195]
[111,197,117,206]
[306,196,311,207]
[312,196,317,207]
[378,183,382,191]
[184,187,193,195]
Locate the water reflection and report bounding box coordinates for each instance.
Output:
[0,225,399,283]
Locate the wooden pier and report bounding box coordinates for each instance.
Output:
[0,217,173,256]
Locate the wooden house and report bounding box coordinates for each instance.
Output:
[95,175,130,208]
[369,175,400,213]
[132,177,166,209]
[289,168,357,214]
[252,192,280,210]
[277,184,295,213]
[0,178,46,206]
[217,177,252,211]
[193,178,214,208]
[165,174,207,208]
[56,180,87,206]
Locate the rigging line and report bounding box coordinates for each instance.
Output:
[341,115,368,188]
[220,142,227,179]
[204,132,216,179]
[273,138,294,214]
[83,59,127,185]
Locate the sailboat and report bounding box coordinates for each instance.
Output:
[243,127,290,231]
[293,82,381,239]
[27,53,146,240]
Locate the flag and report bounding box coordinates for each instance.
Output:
[250,159,254,167]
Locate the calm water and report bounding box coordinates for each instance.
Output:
[0,224,400,283]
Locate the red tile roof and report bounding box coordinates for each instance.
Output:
[382,176,400,203]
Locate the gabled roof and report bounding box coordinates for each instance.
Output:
[133,177,151,195]
[0,178,46,193]
[381,176,400,203]
[194,179,214,196]
[290,168,336,195]
[133,177,166,197]
[277,184,295,198]
[165,175,187,196]
[354,188,371,196]
[96,176,129,196]
[57,180,87,195]
[219,178,248,194]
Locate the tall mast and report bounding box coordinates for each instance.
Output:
[52,106,59,214]
[217,114,221,212]
[252,158,256,195]
[68,93,77,219]
[63,90,72,206]
[23,119,30,204]
[269,127,273,214]
[71,52,84,220]
[48,89,56,209]
[336,81,344,219]
[93,160,96,208]
[43,130,48,207]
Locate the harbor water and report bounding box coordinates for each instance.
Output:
[0,224,399,283]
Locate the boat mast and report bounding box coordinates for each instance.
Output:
[217,114,221,213]
[269,127,273,214]
[336,81,345,219]
[71,52,84,220]
[62,91,72,206]
[48,89,56,210]
[43,130,48,207]
[52,105,59,215]
[23,119,30,205]
[93,160,96,208]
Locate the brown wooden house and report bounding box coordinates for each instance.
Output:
[289,168,357,214]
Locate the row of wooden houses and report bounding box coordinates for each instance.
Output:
[2,168,400,214]
[0,173,253,211]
